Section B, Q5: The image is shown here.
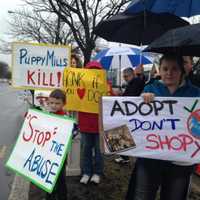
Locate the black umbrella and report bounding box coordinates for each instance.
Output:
[143,23,200,56]
[93,11,189,45]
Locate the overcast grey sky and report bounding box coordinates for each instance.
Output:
[0,0,23,65]
[0,0,198,66]
[0,0,24,39]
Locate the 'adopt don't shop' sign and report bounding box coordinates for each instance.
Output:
[101,96,200,163]
[6,109,75,193]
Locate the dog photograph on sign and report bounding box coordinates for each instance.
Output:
[103,125,136,153]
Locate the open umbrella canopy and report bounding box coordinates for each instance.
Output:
[93,11,189,45]
[143,23,200,56]
[93,46,153,70]
[125,0,200,17]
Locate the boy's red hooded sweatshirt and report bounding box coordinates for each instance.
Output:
[78,61,103,133]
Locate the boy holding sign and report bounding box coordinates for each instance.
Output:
[45,89,69,200]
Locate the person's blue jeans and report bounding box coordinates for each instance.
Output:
[81,132,103,176]
[126,158,194,200]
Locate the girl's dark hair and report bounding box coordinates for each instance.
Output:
[49,89,66,103]
[159,54,185,74]
[71,54,82,68]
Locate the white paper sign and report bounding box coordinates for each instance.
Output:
[6,109,75,193]
[102,96,200,163]
[12,42,71,89]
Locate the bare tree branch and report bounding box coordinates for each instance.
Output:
[4,0,130,64]
[46,0,130,64]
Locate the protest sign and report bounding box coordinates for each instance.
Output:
[101,96,200,163]
[12,42,71,90]
[6,108,75,193]
[63,67,108,113]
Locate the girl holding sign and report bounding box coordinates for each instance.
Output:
[126,54,200,200]
[79,61,104,185]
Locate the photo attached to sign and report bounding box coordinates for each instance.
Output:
[104,125,136,153]
[5,109,75,193]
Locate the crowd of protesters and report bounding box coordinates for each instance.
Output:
[28,52,200,200]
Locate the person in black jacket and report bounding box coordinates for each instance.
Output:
[183,56,200,87]
[115,67,145,164]
[122,67,145,96]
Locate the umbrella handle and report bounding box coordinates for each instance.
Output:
[119,55,121,89]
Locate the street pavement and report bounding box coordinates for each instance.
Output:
[0,82,28,145]
[0,82,29,200]
[0,148,13,200]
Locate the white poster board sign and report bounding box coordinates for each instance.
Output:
[102,96,200,164]
[12,42,71,90]
[6,109,75,193]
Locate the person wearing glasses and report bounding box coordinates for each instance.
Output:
[115,67,145,164]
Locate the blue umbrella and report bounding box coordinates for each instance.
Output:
[125,0,200,17]
[93,46,154,87]
[93,46,153,70]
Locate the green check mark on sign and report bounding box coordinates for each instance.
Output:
[184,99,199,113]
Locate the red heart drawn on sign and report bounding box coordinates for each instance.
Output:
[77,88,86,99]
